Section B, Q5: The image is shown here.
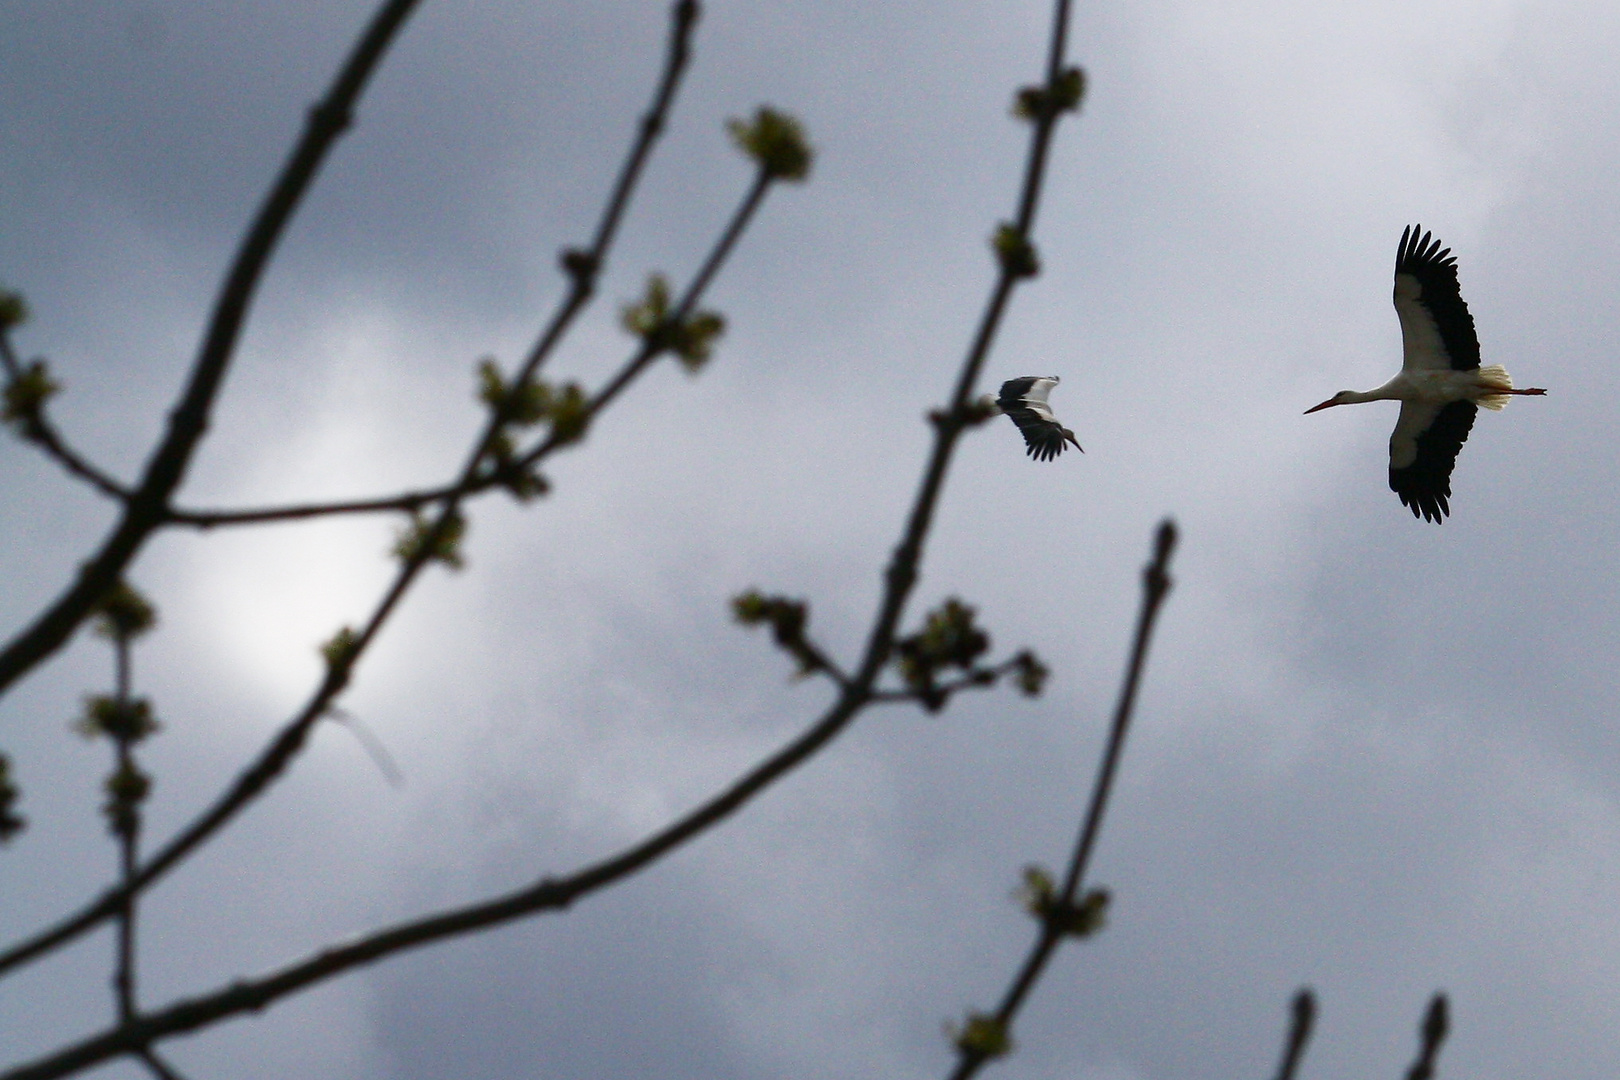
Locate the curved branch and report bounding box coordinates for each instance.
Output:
[0,681,874,1080]
[1273,988,1317,1080]
[0,0,711,984]
[165,483,463,528]
[2,0,1086,1072]
[948,521,1177,1080]
[0,333,131,502]
[1403,994,1449,1080]
[0,0,426,699]
[15,415,132,503]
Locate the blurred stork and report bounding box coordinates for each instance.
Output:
[1306,225,1546,523]
[993,376,1083,461]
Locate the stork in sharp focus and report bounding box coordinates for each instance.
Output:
[992,376,1083,461]
[1306,225,1546,523]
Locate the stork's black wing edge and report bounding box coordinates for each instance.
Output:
[1389,401,1477,523]
[1395,224,1481,371]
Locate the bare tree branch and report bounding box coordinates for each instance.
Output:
[165,484,461,528]
[1403,994,1449,1080]
[0,0,710,983]
[0,0,1104,1074]
[135,1049,187,1080]
[1273,988,1317,1080]
[0,0,426,700]
[947,520,1177,1080]
[0,331,132,502]
[158,2,710,533]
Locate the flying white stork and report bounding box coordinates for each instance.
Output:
[993,376,1083,461]
[1305,225,1546,523]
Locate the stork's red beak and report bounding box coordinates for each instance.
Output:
[1304,398,1340,414]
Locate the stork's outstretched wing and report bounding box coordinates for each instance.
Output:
[1394,225,1480,373]
[997,376,1082,462]
[1388,399,1476,522]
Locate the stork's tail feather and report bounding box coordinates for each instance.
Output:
[1476,364,1514,410]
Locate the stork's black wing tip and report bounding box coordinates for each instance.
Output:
[1394,485,1450,524]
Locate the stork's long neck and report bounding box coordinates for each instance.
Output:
[1349,378,1407,403]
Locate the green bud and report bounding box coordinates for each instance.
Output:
[2,359,60,436]
[0,753,24,844]
[670,309,726,371]
[731,590,821,675]
[992,223,1040,279]
[103,759,151,838]
[1016,864,1057,915]
[93,581,157,642]
[1017,866,1108,937]
[393,510,467,570]
[732,590,772,624]
[547,383,590,446]
[1052,67,1087,112]
[0,289,27,330]
[727,107,812,181]
[622,274,672,341]
[321,626,359,670]
[477,357,550,426]
[75,696,160,743]
[1012,67,1086,120]
[559,247,599,283]
[949,1012,1012,1059]
[1011,650,1048,697]
[1051,888,1110,938]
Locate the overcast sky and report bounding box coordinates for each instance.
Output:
[4,0,1620,1077]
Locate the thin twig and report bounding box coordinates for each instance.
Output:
[1403,994,1449,1080]
[867,653,1037,706]
[0,332,132,502]
[1273,988,1317,1080]
[0,0,425,699]
[136,1049,187,1080]
[512,168,770,473]
[0,0,706,984]
[165,484,461,528]
[0,527,1148,1080]
[111,637,140,1025]
[159,0,704,534]
[946,520,1177,1080]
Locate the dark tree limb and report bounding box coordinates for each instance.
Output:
[1403,994,1449,1080]
[135,1049,187,1080]
[165,483,462,528]
[1273,988,1317,1080]
[0,0,1084,1068]
[0,0,1097,1074]
[946,521,1177,1080]
[0,329,133,502]
[0,0,426,699]
[0,0,710,984]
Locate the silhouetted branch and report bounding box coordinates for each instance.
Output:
[511,167,771,473]
[731,592,852,687]
[1403,994,1449,1080]
[0,0,425,699]
[157,2,708,535]
[0,0,726,985]
[1273,988,1317,1080]
[135,1049,186,1080]
[869,651,1046,709]
[0,0,1083,1068]
[165,484,461,528]
[0,329,132,502]
[947,520,1177,1079]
